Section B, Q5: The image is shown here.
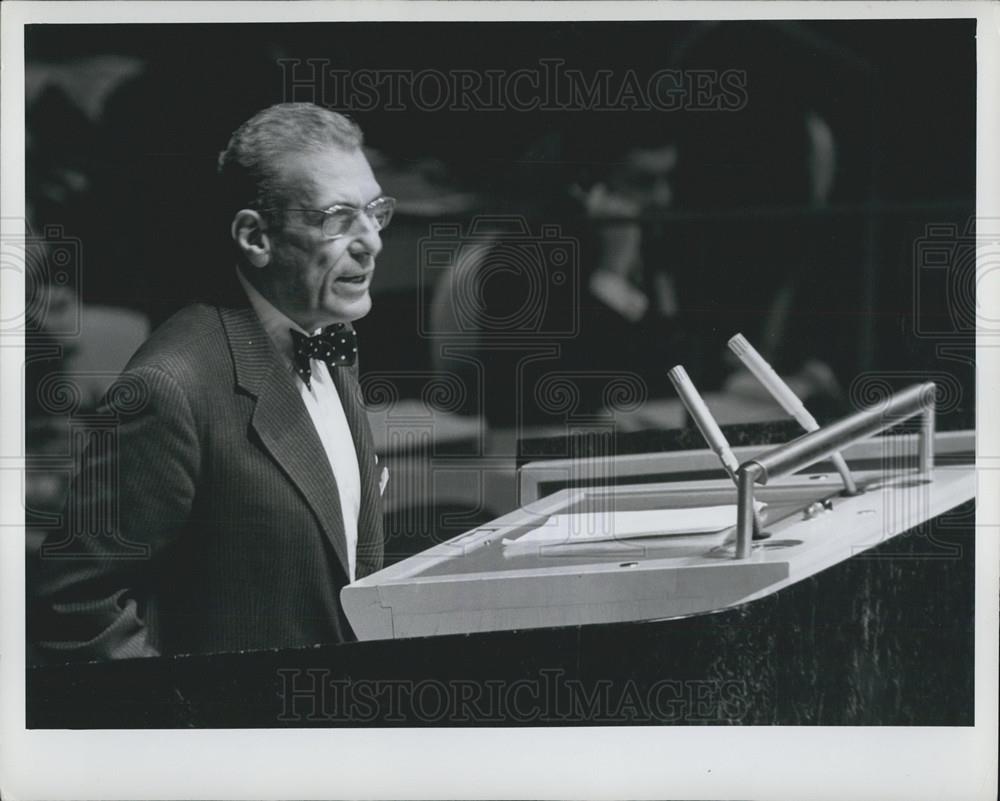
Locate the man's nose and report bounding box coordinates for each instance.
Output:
[349,213,383,258]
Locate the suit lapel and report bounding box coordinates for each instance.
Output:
[218,303,353,580]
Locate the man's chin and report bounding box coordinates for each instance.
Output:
[328,292,372,326]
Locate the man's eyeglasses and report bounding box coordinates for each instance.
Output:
[277,196,397,239]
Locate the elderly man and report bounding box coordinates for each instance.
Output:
[31,103,393,660]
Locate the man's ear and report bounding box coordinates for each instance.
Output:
[231,209,271,268]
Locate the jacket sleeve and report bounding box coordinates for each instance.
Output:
[29,365,200,662]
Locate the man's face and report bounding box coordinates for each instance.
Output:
[265,145,383,331]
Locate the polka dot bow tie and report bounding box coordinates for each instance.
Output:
[290,324,357,388]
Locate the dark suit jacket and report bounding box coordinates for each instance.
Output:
[30,291,384,661]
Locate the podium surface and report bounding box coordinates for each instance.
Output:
[343,430,974,640]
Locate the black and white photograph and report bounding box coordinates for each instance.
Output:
[1,1,997,799]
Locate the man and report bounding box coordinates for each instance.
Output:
[30,103,392,661]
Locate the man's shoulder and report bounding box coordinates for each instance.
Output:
[124,303,230,383]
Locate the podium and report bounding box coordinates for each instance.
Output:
[342,385,974,640]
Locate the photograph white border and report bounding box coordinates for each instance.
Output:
[2,2,997,799]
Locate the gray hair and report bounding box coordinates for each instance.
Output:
[217,103,364,223]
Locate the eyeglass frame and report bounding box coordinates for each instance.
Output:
[263,195,397,240]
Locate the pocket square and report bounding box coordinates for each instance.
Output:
[379,466,389,497]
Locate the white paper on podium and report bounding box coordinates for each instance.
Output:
[502,503,765,554]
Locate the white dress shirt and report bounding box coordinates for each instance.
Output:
[236,268,362,582]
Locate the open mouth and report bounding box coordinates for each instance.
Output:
[337,274,369,284]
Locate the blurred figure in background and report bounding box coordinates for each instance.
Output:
[667,21,854,415]
[420,123,683,428]
[568,134,682,402]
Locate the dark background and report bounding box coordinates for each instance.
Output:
[25,19,976,415]
[24,16,978,579]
